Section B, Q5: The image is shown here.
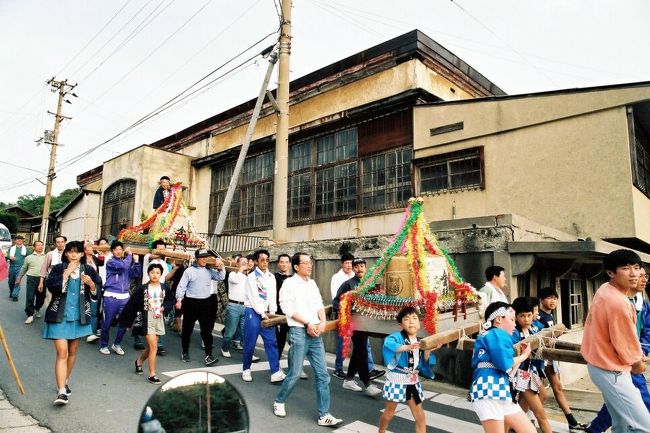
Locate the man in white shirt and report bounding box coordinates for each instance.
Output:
[330,253,354,378]
[242,249,284,383]
[221,256,248,358]
[38,235,67,307]
[273,252,342,427]
[477,265,509,318]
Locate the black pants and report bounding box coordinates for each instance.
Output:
[181,297,215,356]
[346,331,370,385]
[276,323,289,357]
[24,275,45,317]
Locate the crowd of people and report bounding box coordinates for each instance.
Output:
[3,228,650,431]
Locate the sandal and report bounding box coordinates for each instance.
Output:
[135,360,143,375]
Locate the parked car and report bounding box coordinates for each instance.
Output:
[0,223,11,255]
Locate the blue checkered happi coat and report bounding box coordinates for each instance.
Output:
[383,381,424,403]
[469,375,511,401]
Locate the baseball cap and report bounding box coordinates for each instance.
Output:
[352,257,366,265]
[195,248,215,258]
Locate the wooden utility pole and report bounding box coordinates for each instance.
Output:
[272,0,291,242]
[40,78,75,243]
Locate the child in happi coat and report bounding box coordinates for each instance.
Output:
[120,263,167,385]
[511,297,551,433]
[378,306,437,433]
[470,301,536,433]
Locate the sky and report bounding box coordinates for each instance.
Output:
[1,0,649,203]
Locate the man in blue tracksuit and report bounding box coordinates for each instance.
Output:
[99,241,141,356]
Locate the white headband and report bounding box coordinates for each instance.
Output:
[482,306,514,332]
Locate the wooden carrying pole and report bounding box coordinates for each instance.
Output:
[261,306,333,328]
[457,323,567,353]
[419,322,481,350]
[0,325,25,394]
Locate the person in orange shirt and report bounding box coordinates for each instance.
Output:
[581,249,650,433]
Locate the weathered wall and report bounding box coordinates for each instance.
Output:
[414,105,639,241]
[100,146,193,237]
[58,192,100,241]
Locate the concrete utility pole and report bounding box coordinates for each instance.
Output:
[272,0,291,242]
[40,78,75,243]
[213,51,278,235]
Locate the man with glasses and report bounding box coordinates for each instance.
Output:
[241,249,284,383]
[274,252,342,427]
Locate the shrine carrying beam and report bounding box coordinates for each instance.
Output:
[418,322,482,350]
[261,305,333,328]
[457,324,567,353]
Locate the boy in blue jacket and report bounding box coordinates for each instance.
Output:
[378,306,437,433]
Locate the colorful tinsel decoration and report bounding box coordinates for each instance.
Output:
[118,182,207,248]
[338,197,477,357]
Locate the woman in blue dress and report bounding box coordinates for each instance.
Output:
[43,241,100,406]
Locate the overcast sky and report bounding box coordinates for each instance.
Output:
[1,0,649,204]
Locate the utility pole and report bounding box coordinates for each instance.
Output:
[40,78,76,243]
[272,0,291,242]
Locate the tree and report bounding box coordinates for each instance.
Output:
[50,188,81,211]
[15,188,80,216]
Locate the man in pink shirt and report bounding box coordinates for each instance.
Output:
[581,249,650,433]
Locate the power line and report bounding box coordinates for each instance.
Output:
[67,0,158,80]
[54,38,277,174]
[0,161,46,175]
[77,0,175,84]
[56,0,134,78]
[77,0,212,114]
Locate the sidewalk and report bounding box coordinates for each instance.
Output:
[0,389,51,433]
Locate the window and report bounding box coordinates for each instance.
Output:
[101,179,136,237]
[418,148,483,194]
[630,106,650,196]
[361,148,412,212]
[287,123,412,224]
[208,151,274,232]
[560,279,585,328]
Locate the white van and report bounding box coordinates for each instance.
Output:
[0,223,12,254]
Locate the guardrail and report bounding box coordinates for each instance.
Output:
[197,233,270,255]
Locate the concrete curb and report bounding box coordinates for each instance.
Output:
[0,389,51,433]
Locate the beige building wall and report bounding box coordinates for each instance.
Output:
[100,146,193,237]
[59,192,100,241]
[192,59,477,237]
[413,89,650,242]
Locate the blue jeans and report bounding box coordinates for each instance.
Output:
[335,335,374,371]
[242,307,280,372]
[9,267,20,297]
[589,372,650,432]
[222,302,245,351]
[276,327,331,418]
[587,364,650,433]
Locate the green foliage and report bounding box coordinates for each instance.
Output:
[15,188,80,216]
[0,211,18,233]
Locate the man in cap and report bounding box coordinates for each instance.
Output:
[175,248,225,366]
[334,257,383,397]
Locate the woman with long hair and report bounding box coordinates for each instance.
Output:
[43,240,101,406]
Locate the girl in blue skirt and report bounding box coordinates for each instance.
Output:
[43,241,100,406]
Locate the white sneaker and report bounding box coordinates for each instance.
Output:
[34,311,41,318]
[273,401,286,417]
[251,354,260,363]
[111,344,125,356]
[318,413,342,427]
[24,316,34,324]
[342,379,363,392]
[270,370,286,383]
[364,383,382,398]
[300,369,308,380]
[221,349,232,358]
[99,347,110,355]
[86,334,100,343]
[242,369,252,382]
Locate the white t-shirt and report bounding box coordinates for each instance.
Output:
[330,268,354,300]
[280,274,325,328]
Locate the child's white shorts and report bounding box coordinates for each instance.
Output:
[472,398,522,421]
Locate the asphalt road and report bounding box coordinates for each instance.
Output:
[1,278,580,433]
